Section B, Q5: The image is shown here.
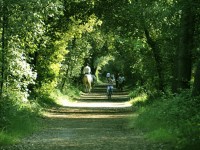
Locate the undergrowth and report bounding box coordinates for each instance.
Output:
[35,83,81,107]
[129,90,200,149]
[0,84,81,145]
[49,84,81,106]
[0,97,41,145]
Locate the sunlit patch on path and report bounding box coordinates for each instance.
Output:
[1,84,159,150]
[61,101,132,108]
[58,84,132,108]
[44,84,133,119]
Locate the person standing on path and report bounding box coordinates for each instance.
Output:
[118,74,125,91]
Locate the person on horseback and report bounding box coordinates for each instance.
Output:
[83,63,91,75]
[82,63,93,93]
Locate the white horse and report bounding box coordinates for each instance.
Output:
[83,74,93,93]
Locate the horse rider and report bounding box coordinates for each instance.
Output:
[83,63,91,75]
[82,63,94,84]
[82,63,93,92]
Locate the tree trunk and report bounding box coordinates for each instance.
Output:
[192,60,200,96]
[174,1,195,91]
[144,29,164,92]
[136,0,164,92]
[0,0,8,98]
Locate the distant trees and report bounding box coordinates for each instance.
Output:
[1,1,199,147]
[0,0,200,105]
[93,0,200,96]
[0,0,105,102]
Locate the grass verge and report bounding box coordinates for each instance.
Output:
[0,101,41,145]
[129,90,200,149]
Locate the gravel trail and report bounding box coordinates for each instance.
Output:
[0,85,166,150]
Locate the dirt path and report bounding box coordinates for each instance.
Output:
[0,84,165,150]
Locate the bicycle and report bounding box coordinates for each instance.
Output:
[107,85,113,99]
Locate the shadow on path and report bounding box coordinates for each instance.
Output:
[61,84,132,109]
[0,84,163,150]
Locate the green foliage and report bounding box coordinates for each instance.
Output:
[35,82,80,108]
[129,89,148,106]
[95,55,114,80]
[0,97,41,145]
[147,128,177,143]
[35,93,59,108]
[0,0,200,147]
[61,84,81,99]
[130,90,200,149]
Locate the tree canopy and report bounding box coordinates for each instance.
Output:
[0,0,200,148]
[0,0,200,100]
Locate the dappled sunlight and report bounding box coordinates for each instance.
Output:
[129,93,148,104]
[22,125,144,150]
[45,88,132,121]
[44,85,133,119]
[79,93,129,100]
[56,84,131,110]
[44,112,133,119]
[61,101,131,108]
[2,83,150,150]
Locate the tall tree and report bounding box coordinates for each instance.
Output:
[174,0,196,91]
[192,60,200,96]
[0,0,8,98]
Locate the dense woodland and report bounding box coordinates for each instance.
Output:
[0,0,200,149]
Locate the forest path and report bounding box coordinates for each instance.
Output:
[1,84,164,150]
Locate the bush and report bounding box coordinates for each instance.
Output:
[130,90,200,149]
[0,96,41,145]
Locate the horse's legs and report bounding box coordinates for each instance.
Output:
[86,84,89,93]
[84,83,91,93]
[83,75,93,93]
[88,83,91,93]
[84,84,88,92]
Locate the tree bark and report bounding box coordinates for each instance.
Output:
[144,29,164,92]
[174,0,195,92]
[136,0,164,92]
[0,0,8,98]
[192,60,200,96]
